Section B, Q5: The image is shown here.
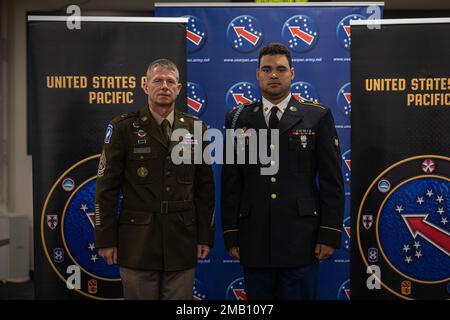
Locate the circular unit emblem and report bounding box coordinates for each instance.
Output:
[357,155,450,299]
[41,155,123,299]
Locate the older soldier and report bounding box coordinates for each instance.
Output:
[95,59,215,300]
[222,43,344,300]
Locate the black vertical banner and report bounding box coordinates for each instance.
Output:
[351,19,450,300]
[28,16,187,299]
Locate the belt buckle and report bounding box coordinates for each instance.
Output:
[161,201,169,214]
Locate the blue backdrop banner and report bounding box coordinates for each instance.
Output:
[156,2,384,300]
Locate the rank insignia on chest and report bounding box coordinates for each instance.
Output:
[137,139,147,145]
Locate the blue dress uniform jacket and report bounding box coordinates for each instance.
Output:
[222,97,344,268]
[95,106,215,271]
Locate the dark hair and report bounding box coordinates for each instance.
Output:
[258,43,292,68]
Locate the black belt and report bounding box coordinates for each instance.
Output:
[160,200,193,214]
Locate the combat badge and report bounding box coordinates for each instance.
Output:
[356,155,450,299]
[41,155,123,299]
[136,129,147,138]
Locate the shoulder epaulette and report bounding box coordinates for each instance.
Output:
[111,112,138,124]
[180,112,200,121]
[299,100,326,110]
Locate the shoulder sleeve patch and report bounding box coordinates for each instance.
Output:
[104,124,113,144]
[112,111,138,124]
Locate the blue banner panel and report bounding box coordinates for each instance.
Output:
[156,3,383,300]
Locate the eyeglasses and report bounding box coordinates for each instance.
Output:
[150,79,179,88]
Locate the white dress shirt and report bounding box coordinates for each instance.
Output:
[261,93,292,127]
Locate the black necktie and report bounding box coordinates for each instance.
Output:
[269,106,279,129]
[161,119,171,146]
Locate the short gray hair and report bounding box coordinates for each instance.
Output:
[146,59,180,80]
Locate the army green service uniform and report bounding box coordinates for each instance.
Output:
[95,106,215,271]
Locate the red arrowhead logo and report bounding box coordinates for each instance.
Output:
[233,289,247,300]
[188,97,202,112]
[345,227,351,238]
[402,214,450,256]
[187,30,202,45]
[232,93,252,105]
[233,27,259,45]
[345,159,351,171]
[292,93,307,101]
[344,25,351,37]
[288,26,315,45]
[86,212,96,228]
[344,289,351,300]
[344,92,351,104]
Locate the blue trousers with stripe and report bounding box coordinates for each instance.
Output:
[243,263,319,300]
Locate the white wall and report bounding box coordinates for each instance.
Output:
[0,0,7,213]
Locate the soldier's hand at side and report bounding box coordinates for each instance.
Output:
[229,246,240,260]
[99,247,117,265]
[197,244,210,259]
[315,244,334,261]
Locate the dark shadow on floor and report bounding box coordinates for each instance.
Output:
[0,281,34,300]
